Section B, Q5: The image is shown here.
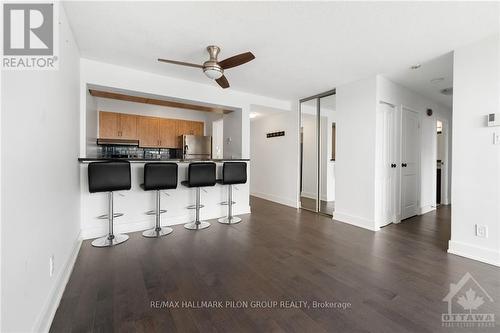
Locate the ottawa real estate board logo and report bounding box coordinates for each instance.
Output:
[442,272,495,328]
[2,2,59,70]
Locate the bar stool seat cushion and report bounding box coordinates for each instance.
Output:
[183,162,216,187]
[143,163,178,191]
[88,160,131,193]
[222,162,247,185]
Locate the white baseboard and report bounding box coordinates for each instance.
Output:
[448,240,500,267]
[332,211,379,231]
[419,205,436,215]
[33,234,82,333]
[81,206,252,240]
[250,191,298,208]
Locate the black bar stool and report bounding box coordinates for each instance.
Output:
[182,162,216,230]
[218,162,247,224]
[88,160,131,247]
[142,163,178,238]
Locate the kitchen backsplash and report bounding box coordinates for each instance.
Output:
[98,145,183,159]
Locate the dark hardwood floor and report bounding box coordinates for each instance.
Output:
[51,197,500,333]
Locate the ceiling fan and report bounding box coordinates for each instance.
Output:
[158,45,255,89]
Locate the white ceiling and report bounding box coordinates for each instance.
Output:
[385,52,454,108]
[63,1,499,101]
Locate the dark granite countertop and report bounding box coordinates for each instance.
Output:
[78,157,250,163]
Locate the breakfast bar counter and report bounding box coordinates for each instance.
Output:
[79,158,250,239]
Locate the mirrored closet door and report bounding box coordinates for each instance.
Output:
[299,90,336,216]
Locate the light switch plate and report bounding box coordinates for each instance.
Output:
[493,132,500,145]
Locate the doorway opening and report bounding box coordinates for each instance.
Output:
[299,90,336,216]
[436,119,450,206]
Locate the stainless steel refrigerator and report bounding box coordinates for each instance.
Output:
[182,135,212,160]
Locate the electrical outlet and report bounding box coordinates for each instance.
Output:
[475,225,488,238]
[49,255,54,277]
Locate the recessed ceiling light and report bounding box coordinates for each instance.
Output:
[410,64,421,70]
[249,112,258,119]
[431,77,445,84]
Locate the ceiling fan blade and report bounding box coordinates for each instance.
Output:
[157,58,203,68]
[216,75,230,89]
[218,52,255,69]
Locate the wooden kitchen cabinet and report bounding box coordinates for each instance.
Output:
[159,119,179,148]
[177,120,204,136]
[99,111,137,139]
[100,111,205,148]
[137,116,160,147]
[119,114,138,139]
[99,112,120,139]
[192,121,204,136]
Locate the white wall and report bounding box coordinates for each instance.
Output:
[250,108,299,207]
[86,91,98,156]
[212,118,224,159]
[334,76,378,230]
[1,5,81,332]
[79,59,292,159]
[449,34,500,266]
[376,75,453,216]
[223,109,243,158]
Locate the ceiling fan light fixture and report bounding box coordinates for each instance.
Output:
[203,66,223,80]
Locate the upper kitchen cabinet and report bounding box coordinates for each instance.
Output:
[192,121,204,136]
[137,116,160,148]
[99,111,119,139]
[99,110,205,148]
[177,120,204,137]
[99,111,137,139]
[159,118,179,148]
[119,114,138,139]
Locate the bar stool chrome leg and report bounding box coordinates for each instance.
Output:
[92,192,129,247]
[218,185,242,224]
[184,187,211,230]
[143,190,173,238]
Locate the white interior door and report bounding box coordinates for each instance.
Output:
[377,103,398,227]
[401,107,420,220]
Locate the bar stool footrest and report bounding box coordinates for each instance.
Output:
[145,209,167,215]
[186,204,205,209]
[220,201,236,205]
[97,213,124,219]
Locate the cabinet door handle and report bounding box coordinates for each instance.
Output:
[402,163,407,167]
